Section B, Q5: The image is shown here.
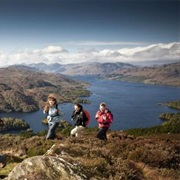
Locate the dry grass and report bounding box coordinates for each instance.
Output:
[0,130,180,179]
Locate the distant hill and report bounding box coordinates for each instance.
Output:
[24,62,135,75]
[105,62,180,86]
[0,67,89,113]
[61,62,135,76]
[12,61,180,86]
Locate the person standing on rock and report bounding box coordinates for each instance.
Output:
[95,102,113,141]
[44,94,60,140]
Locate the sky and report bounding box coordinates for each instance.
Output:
[0,0,179,66]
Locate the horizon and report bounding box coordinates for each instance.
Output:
[3,59,180,70]
[0,0,179,67]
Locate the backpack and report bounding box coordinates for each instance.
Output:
[83,110,90,126]
[105,109,113,122]
[108,110,113,119]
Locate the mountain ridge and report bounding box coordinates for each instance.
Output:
[105,62,180,86]
[21,61,135,75]
[13,61,180,86]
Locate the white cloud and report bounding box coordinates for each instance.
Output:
[0,42,179,67]
[33,46,68,54]
[118,42,180,62]
[68,41,145,46]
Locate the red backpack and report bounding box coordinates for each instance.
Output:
[83,110,90,126]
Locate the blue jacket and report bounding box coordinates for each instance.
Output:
[44,105,60,123]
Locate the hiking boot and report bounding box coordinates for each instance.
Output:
[70,134,75,138]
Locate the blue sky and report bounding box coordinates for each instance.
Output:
[0,0,179,66]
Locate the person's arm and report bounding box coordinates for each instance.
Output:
[95,110,101,120]
[95,111,106,124]
[106,112,113,124]
[43,103,49,114]
[71,110,75,120]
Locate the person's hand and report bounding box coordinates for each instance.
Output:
[95,115,99,119]
[103,115,107,120]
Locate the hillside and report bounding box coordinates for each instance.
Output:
[105,62,180,86]
[19,62,180,86]
[61,62,135,76]
[0,67,90,113]
[25,62,135,76]
[1,102,179,179]
[0,118,180,179]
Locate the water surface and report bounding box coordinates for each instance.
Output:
[1,76,179,133]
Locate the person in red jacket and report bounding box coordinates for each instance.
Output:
[95,102,113,141]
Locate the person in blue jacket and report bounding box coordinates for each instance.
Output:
[44,94,60,140]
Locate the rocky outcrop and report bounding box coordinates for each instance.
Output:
[7,155,87,180]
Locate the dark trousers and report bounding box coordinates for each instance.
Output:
[96,127,108,141]
[46,122,59,140]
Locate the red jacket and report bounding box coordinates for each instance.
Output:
[95,108,113,128]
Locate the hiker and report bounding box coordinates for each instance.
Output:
[0,154,6,168]
[43,94,60,140]
[95,102,113,141]
[70,103,88,137]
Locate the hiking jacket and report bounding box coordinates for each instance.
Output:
[95,108,113,128]
[44,105,60,123]
[71,109,87,127]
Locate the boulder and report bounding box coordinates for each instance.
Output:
[7,156,87,180]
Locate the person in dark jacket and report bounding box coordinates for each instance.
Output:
[70,103,87,137]
[95,102,113,141]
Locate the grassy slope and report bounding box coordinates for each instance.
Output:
[0,116,180,180]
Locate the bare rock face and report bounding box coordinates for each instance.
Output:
[7,156,87,180]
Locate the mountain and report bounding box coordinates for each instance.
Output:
[21,62,135,75]
[62,62,135,76]
[12,61,180,86]
[105,62,180,86]
[0,67,89,113]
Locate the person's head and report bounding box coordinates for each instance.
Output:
[100,102,106,111]
[74,103,83,112]
[47,94,57,107]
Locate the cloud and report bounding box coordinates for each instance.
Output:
[118,42,180,62]
[99,50,124,57]
[69,41,145,46]
[33,46,68,54]
[0,42,179,67]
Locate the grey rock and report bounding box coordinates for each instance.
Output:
[7,156,87,180]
